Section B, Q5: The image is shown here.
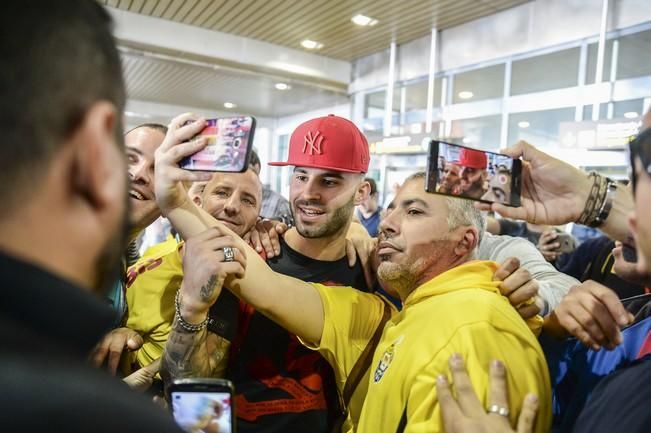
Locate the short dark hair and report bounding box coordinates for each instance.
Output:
[126,123,168,136]
[0,1,125,214]
[365,177,378,195]
[249,149,261,168]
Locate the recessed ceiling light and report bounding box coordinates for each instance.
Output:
[624,111,639,119]
[518,121,530,128]
[275,83,291,90]
[458,91,474,100]
[223,102,236,109]
[301,39,323,50]
[462,137,473,144]
[351,14,379,26]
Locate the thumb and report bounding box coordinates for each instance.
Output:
[142,357,162,376]
[127,333,144,350]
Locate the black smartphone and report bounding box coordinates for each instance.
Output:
[425,140,522,207]
[180,116,256,172]
[168,378,235,433]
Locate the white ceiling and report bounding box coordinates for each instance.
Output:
[121,48,350,119]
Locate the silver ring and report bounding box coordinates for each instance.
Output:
[487,404,509,417]
[222,246,235,262]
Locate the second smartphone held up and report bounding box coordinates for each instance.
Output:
[426,140,522,207]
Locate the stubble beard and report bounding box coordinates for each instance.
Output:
[292,194,355,239]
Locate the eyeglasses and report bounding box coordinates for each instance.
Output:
[629,126,651,195]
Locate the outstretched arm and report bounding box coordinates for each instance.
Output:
[154,113,325,345]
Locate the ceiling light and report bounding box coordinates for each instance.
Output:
[275,83,291,90]
[223,102,236,109]
[518,121,530,128]
[351,14,379,26]
[624,111,639,119]
[301,39,323,50]
[458,91,474,100]
[462,137,473,144]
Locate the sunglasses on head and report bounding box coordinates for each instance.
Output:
[629,126,651,194]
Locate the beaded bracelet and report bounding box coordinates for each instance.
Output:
[174,290,209,332]
[577,173,603,226]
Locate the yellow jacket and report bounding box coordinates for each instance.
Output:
[309,260,551,433]
[125,236,183,369]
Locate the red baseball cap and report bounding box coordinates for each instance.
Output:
[459,148,487,169]
[268,114,369,173]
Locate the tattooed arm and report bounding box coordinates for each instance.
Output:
[161,228,246,386]
[161,318,230,383]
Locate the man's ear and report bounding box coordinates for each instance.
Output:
[194,194,203,207]
[453,227,479,258]
[354,179,371,206]
[69,101,121,212]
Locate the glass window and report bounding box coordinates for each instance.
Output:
[582,103,608,121]
[364,90,385,120]
[274,134,289,194]
[452,64,505,104]
[508,108,575,148]
[586,39,614,84]
[582,99,644,121]
[449,115,502,151]
[613,98,645,119]
[616,29,651,80]
[511,47,580,95]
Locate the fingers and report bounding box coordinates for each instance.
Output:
[107,335,127,375]
[516,394,539,433]
[248,226,262,253]
[517,302,542,320]
[162,114,206,151]
[487,360,510,420]
[436,374,463,433]
[493,257,520,282]
[126,333,144,351]
[90,343,110,369]
[164,137,210,163]
[499,267,532,297]
[585,282,634,327]
[142,357,162,376]
[448,354,484,417]
[346,239,357,267]
[509,280,539,306]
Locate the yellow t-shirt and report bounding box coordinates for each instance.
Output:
[125,236,183,368]
[308,260,552,433]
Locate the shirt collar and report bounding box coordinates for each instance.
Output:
[0,251,117,358]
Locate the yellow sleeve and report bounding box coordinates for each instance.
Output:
[404,322,552,433]
[301,284,387,380]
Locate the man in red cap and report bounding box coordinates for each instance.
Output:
[458,147,489,199]
[161,114,372,433]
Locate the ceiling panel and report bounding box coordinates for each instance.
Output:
[103,0,530,61]
[121,49,349,118]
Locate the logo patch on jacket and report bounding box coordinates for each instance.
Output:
[373,336,403,383]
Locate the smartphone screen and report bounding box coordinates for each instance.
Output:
[180,116,256,172]
[171,391,233,433]
[425,140,522,207]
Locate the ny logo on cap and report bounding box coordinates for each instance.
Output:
[303,130,324,155]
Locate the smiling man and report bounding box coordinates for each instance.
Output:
[121,168,262,375]
[161,114,372,433]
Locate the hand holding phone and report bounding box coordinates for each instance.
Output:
[168,378,235,433]
[180,116,256,172]
[426,140,522,207]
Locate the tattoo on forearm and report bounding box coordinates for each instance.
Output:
[161,316,231,388]
[199,274,218,302]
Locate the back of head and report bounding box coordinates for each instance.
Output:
[0,0,125,217]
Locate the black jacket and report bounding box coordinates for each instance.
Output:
[0,251,183,433]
